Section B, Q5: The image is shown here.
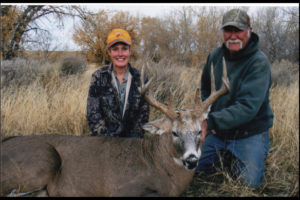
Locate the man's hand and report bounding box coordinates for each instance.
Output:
[200,119,216,142]
[200,120,208,142]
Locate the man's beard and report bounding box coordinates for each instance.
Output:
[225,39,243,50]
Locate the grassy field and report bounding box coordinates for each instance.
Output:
[1,57,299,197]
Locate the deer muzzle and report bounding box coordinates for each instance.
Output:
[183,154,199,170]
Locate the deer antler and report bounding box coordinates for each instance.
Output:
[194,57,230,116]
[139,64,178,120]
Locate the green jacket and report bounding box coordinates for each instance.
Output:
[201,32,274,139]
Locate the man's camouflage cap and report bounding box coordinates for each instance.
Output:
[222,9,250,30]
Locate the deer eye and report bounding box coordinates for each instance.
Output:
[172,131,179,138]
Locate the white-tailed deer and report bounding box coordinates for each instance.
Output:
[0,58,230,197]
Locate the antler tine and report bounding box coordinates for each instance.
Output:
[140,63,145,87]
[222,57,230,92]
[210,62,216,93]
[193,62,216,116]
[167,88,174,107]
[193,88,203,117]
[139,64,153,95]
[139,64,178,120]
[194,88,202,105]
[201,57,230,112]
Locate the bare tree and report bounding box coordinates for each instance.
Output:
[193,6,225,67]
[0,5,88,60]
[281,7,299,62]
[252,7,299,63]
[24,31,60,61]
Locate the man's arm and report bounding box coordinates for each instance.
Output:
[207,58,271,131]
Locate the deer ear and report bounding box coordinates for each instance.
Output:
[143,118,172,135]
[143,123,162,135]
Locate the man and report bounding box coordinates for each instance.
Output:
[86,28,150,138]
[196,9,274,188]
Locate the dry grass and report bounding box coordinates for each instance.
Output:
[1,62,91,137]
[0,57,299,197]
[264,82,299,196]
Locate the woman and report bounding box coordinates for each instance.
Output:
[86,28,150,138]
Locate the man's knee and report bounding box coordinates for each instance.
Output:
[239,171,264,188]
[235,160,265,188]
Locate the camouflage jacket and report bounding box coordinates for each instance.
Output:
[86,63,150,138]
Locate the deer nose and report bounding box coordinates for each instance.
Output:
[184,155,199,170]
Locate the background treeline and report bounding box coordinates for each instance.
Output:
[1,5,299,65]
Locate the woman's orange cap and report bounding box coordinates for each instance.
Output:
[106,28,132,48]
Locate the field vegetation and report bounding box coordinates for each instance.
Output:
[1,56,298,197]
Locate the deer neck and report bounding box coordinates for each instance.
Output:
[149,132,193,174]
[151,133,194,195]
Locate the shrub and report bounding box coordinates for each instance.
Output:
[59,55,88,76]
[135,57,185,106]
[271,59,299,87]
[134,57,202,120]
[1,58,53,88]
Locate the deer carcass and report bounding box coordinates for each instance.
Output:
[0,58,230,197]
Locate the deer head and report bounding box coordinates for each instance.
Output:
[139,57,230,170]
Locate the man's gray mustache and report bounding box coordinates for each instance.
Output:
[225,39,243,49]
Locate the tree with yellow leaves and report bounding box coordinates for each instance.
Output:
[73,10,140,64]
